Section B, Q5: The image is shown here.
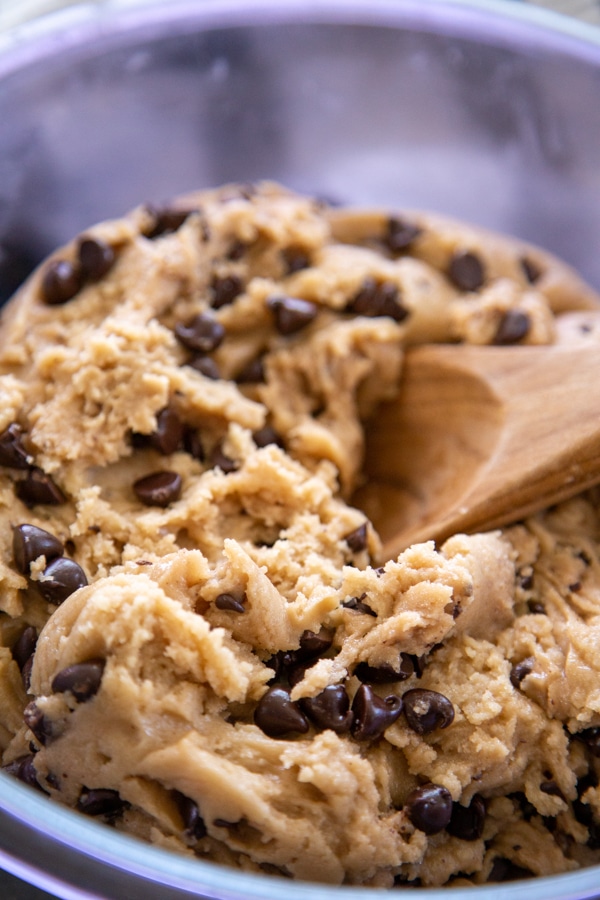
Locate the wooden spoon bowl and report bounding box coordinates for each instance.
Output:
[354,341,600,560]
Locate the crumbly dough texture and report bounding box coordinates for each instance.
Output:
[0,182,599,886]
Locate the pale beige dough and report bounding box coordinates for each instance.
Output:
[0,182,599,886]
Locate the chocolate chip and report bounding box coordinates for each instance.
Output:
[510,657,534,689]
[448,251,485,292]
[297,629,333,661]
[13,524,64,574]
[226,239,247,261]
[209,445,238,474]
[215,591,246,613]
[344,522,368,553]
[287,660,317,688]
[144,207,194,239]
[300,685,353,734]
[76,787,128,818]
[15,468,67,507]
[282,247,311,275]
[342,595,377,617]
[2,754,44,792]
[147,407,184,455]
[78,237,116,282]
[492,309,531,345]
[183,428,205,462]
[354,654,414,684]
[386,217,422,252]
[210,274,243,309]
[41,259,81,305]
[174,313,225,353]
[254,685,309,738]
[405,783,453,835]
[21,655,34,692]
[346,278,408,322]
[133,470,182,507]
[188,355,220,380]
[520,256,542,284]
[350,684,402,740]
[527,600,545,615]
[447,794,486,841]
[573,727,600,758]
[23,701,53,745]
[252,425,284,449]
[0,423,31,469]
[11,626,37,671]
[36,557,88,605]
[540,780,564,799]
[171,790,207,839]
[236,355,266,384]
[52,658,105,702]
[266,296,318,335]
[488,857,534,883]
[402,688,455,734]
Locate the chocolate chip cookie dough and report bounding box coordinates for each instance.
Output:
[1,182,600,887]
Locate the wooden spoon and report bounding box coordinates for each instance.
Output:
[354,341,600,560]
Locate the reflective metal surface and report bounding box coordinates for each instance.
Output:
[0,1,599,898]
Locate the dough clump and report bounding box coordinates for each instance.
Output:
[1,182,600,886]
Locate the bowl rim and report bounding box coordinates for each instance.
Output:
[0,0,599,898]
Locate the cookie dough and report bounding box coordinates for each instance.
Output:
[0,182,600,887]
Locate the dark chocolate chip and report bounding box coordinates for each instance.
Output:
[41,259,81,305]
[13,524,64,574]
[21,655,34,692]
[0,423,31,469]
[282,247,311,275]
[287,660,317,688]
[254,685,309,738]
[402,688,455,734]
[36,557,88,605]
[297,629,333,661]
[346,278,408,322]
[510,657,534,689]
[236,356,266,384]
[52,658,105,702]
[23,701,53,745]
[266,296,318,335]
[172,790,207,839]
[300,685,353,734]
[133,470,182,507]
[252,425,284,449]
[344,523,368,553]
[350,684,402,740]
[2,754,44,792]
[209,445,238,474]
[354,654,414,684]
[492,309,531,345]
[447,794,486,841]
[174,313,225,353]
[77,787,128,818]
[11,626,37,671]
[405,783,453,835]
[520,256,542,285]
[488,857,534,883]
[188,355,220,380]
[78,237,116,282]
[215,591,246,613]
[448,251,485,292]
[573,727,600,758]
[540,780,565,799]
[226,239,247,261]
[342,595,377,617]
[183,428,205,462]
[386,217,422,252]
[210,274,243,309]
[148,407,184,455]
[15,468,67,507]
[519,570,534,590]
[144,207,194,239]
[527,600,545,615]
